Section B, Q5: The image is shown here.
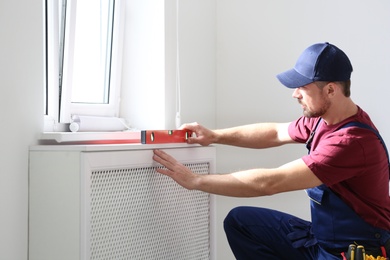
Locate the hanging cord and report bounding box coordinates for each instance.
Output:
[175,0,181,129]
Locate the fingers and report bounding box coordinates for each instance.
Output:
[152,149,197,190]
[179,122,214,146]
[153,150,175,177]
[153,149,173,167]
[178,123,199,144]
[155,166,171,176]
[152,148,166,158]
[153,149,183,170]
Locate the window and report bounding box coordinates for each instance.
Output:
[45,0,124,131]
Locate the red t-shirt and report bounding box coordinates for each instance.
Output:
[288,107,390,231]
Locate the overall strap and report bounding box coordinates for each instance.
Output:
[305,118,323,152]
[339,122,390,164]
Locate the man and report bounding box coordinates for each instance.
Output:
[153,42,390,259]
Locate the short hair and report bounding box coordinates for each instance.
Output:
[338,80,351,97]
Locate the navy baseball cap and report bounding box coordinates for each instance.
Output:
[276,42,353,88]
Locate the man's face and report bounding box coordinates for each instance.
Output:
[292,82,331,118]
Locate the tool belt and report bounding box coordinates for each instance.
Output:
[340,242,389,260]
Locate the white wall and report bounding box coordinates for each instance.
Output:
[1,0,390,259]
[0,1,43,259]
[215,0,390,259]
[120,0,167,129]
[120,0,216,130]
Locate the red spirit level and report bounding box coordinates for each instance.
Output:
[141,129,193,144]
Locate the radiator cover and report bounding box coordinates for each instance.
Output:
[29,145,216,260]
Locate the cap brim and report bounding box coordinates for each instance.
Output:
[276,68,314,89]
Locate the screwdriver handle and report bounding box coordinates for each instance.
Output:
[346,244,356,260]
[355,245,365,260]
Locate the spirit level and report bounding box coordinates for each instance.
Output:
[141,129,193,144]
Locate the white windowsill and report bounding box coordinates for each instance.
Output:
[40,131,142,144]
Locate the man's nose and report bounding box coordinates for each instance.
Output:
[292,88,301,99]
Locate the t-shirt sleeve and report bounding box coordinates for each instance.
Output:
[288,116,317,143]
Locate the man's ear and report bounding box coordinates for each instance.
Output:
[325,82,336,97]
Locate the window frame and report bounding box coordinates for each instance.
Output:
[44,0,125,132]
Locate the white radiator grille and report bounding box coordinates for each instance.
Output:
[87,162,210,260]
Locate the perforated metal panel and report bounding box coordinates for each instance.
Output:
[86,163,210,260]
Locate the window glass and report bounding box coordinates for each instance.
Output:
[70,0,114,104]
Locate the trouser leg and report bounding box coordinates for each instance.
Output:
[223,206,317,260]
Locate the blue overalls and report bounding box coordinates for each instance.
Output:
[223,120,390,259]
[307,184,390,257]
[306,120,390,257]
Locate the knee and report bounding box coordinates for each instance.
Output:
[224,206,254,231]
[224,206,245,223]
[224,206,278,232]
[223,206,246,238]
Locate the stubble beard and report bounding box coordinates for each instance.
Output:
[300,98,331,118]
